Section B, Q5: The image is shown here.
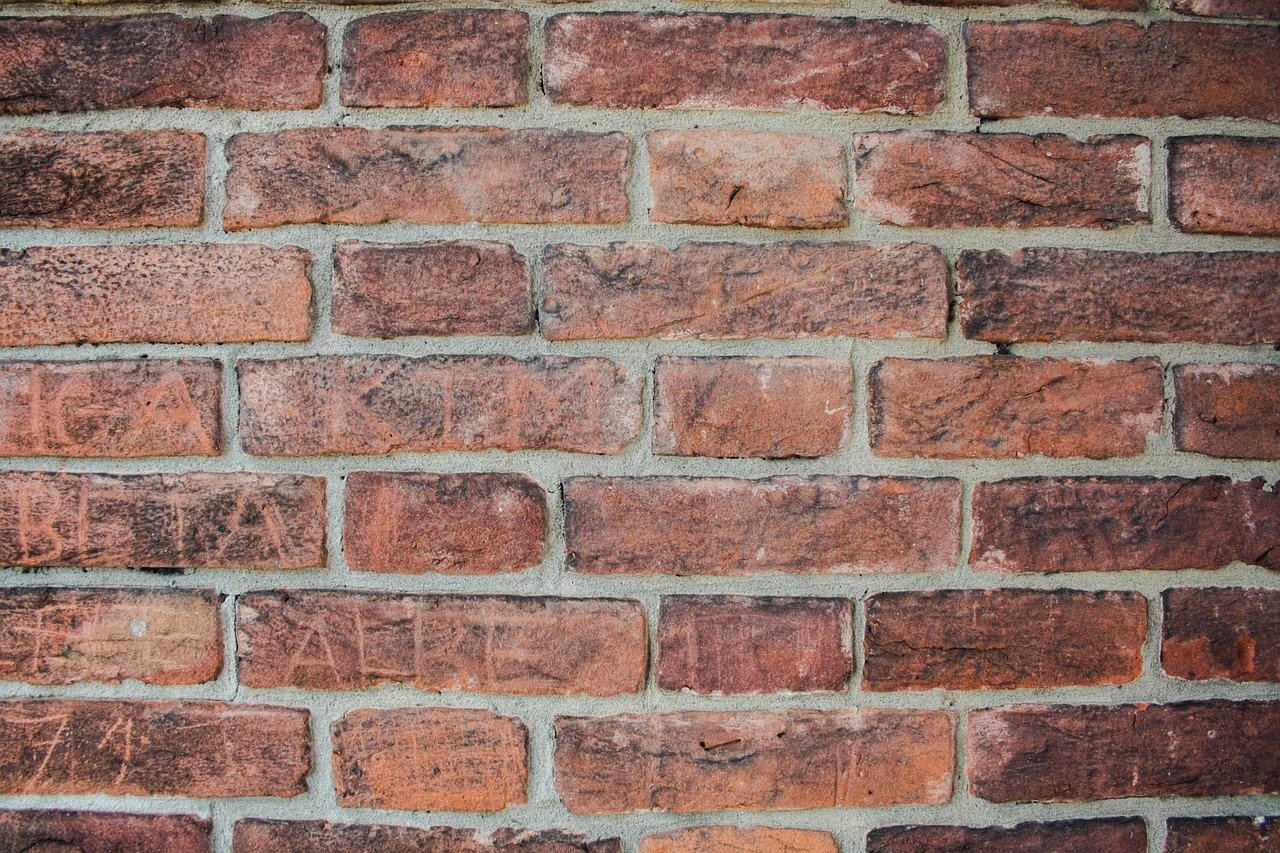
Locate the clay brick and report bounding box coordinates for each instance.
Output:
[341,11,529,107]
[0,699,309,798]
[1175,364,1280,460]
[239,355,640,456]
[539,241,949,341]
[854,131,1148,228]
[971,477,1280,573]
[1170,137,1280,235]
[968,700,1280,802]
[957,249,1280,345]
[657,595,851,694]
[966,21,1280,120]
[0,471,326,571]
[1169,0,1280,16]
[653,356,852,458]
[868,818,1147,853]
[0,810,211,853]
[565,476,961,576]
[647,130,846,229]
[333,241,531,338]
[0,588,221,686]
[0,244,312,346]
[1165,817,1280,852]
[224,128,629,229]
[0,130,204,229]
[233,820,620,853]
[863,589,1146,691]
[544,13,943,113]
[1163,588,1280,682]
[238,590,646,695]
[332,707,526,812]
[343,472,546,575]
[555,708,954,813]
[870,357,1163,459]
[908,0,1140,7]
[0,360,220,458]
[642,826,837,853]
[0,13,325,113]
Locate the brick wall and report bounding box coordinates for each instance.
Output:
[0,0,1277,850]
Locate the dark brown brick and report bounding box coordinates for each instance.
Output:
[0,810,211,853]
[1175,364,1280,460]
[1170,137,1280,235]
[868,818,1146,853]
[233,820,620,853]
[1163,588,1280,682]
[1165,817,1280,852]
[643,827,836,853]
[1169,0,1280,18]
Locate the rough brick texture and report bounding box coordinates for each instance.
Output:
[1169,137,1280,236]
[867,818,1147,853]
[642,826,837,853]
[1165,817,1280,853]
[1168,0,1280,17]
[1174,364,1280,460]
[233,820,620,853]
[0,810,212,853]
[1163,587,1280,682]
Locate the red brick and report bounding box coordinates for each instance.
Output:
[868,818,1146,853]
[0,588,221,686]
[240,355,640,456]
[341,11,529,107]
[657,595,851,694]
[0,130,203,229]
[968,700,1280,802]
[642,826,837,853]
[224,128,629,229]
[0,810,211,853]
[0,471,326,571]
[332,707,526,812]
[871,356,1163,459]
[966,21,1280,120]
[0,699,309,798]
[1165,817,1280,853]
[1170,137,1280,235]
[863,589,1146,691]
[233,820,620,853]
[1163,587,1280,682]
[971,476,1280,573]
[343,472,546,575]
[1175,364,1280,460]
[565,476,961,576]
[540,241,949,341]
[957,249,1280,345]
[908,0,1140,7]
[854,131,1149,228]
[544,13,943,113]
[333,241,531,338]
[0,13,324,113]
[555,708,954,813]
[0,244,312,346]
[654,356,851,458]
[238,590,646,695]
[647,130,846,229]
[1169,0,1280,17]
[0,360,220,458]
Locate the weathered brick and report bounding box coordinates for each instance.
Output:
[863,589,1146,691]
[0,359,220,458]
[1174,364,1280,460]
[909,0,1140,7]
[870,357,1163,459]
[341,11,529,107]
[1169,0,1280,17]
[1165,817,1280,853]
[1169,137,1280,235]
[333,241,531,338]
[654,356,851,458]
[239,355,640,456]
[0,588,221,686]
[966,21,1280,120]
[0,810,211,853]
[0,130,203,229]
[0,699,309,798]
[224,128,629,229]
[238,590,646,695]
[971,477,1280,573]
[540,241,948,341]
[343,472,546,575]
[233,820,620,853]
[565,476,961,576]
[957,249,1280,345]
[0,471,327,571]
[0,244,312,346]
[332,707,526,812]
[647,130,846,229]
[1163,588,1280,682]
[968,700,1280,802]
[642,826,837,853]
[0,13,325,113]
[854,131,1149,228]
[657,595,851,694]
[544,13,943,113]
[555,708,954,813]
[868,818,1146,853]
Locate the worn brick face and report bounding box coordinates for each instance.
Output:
[1174,363,1280,460]
[867,818,1147,853]
[0,810,212,853]
[1169,137,1280,236]
[642,826,837,853]
[1163,588,1280,682]
[233,820,620,853]
[1169,0,1280,16]
[1165,817,1280,853]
